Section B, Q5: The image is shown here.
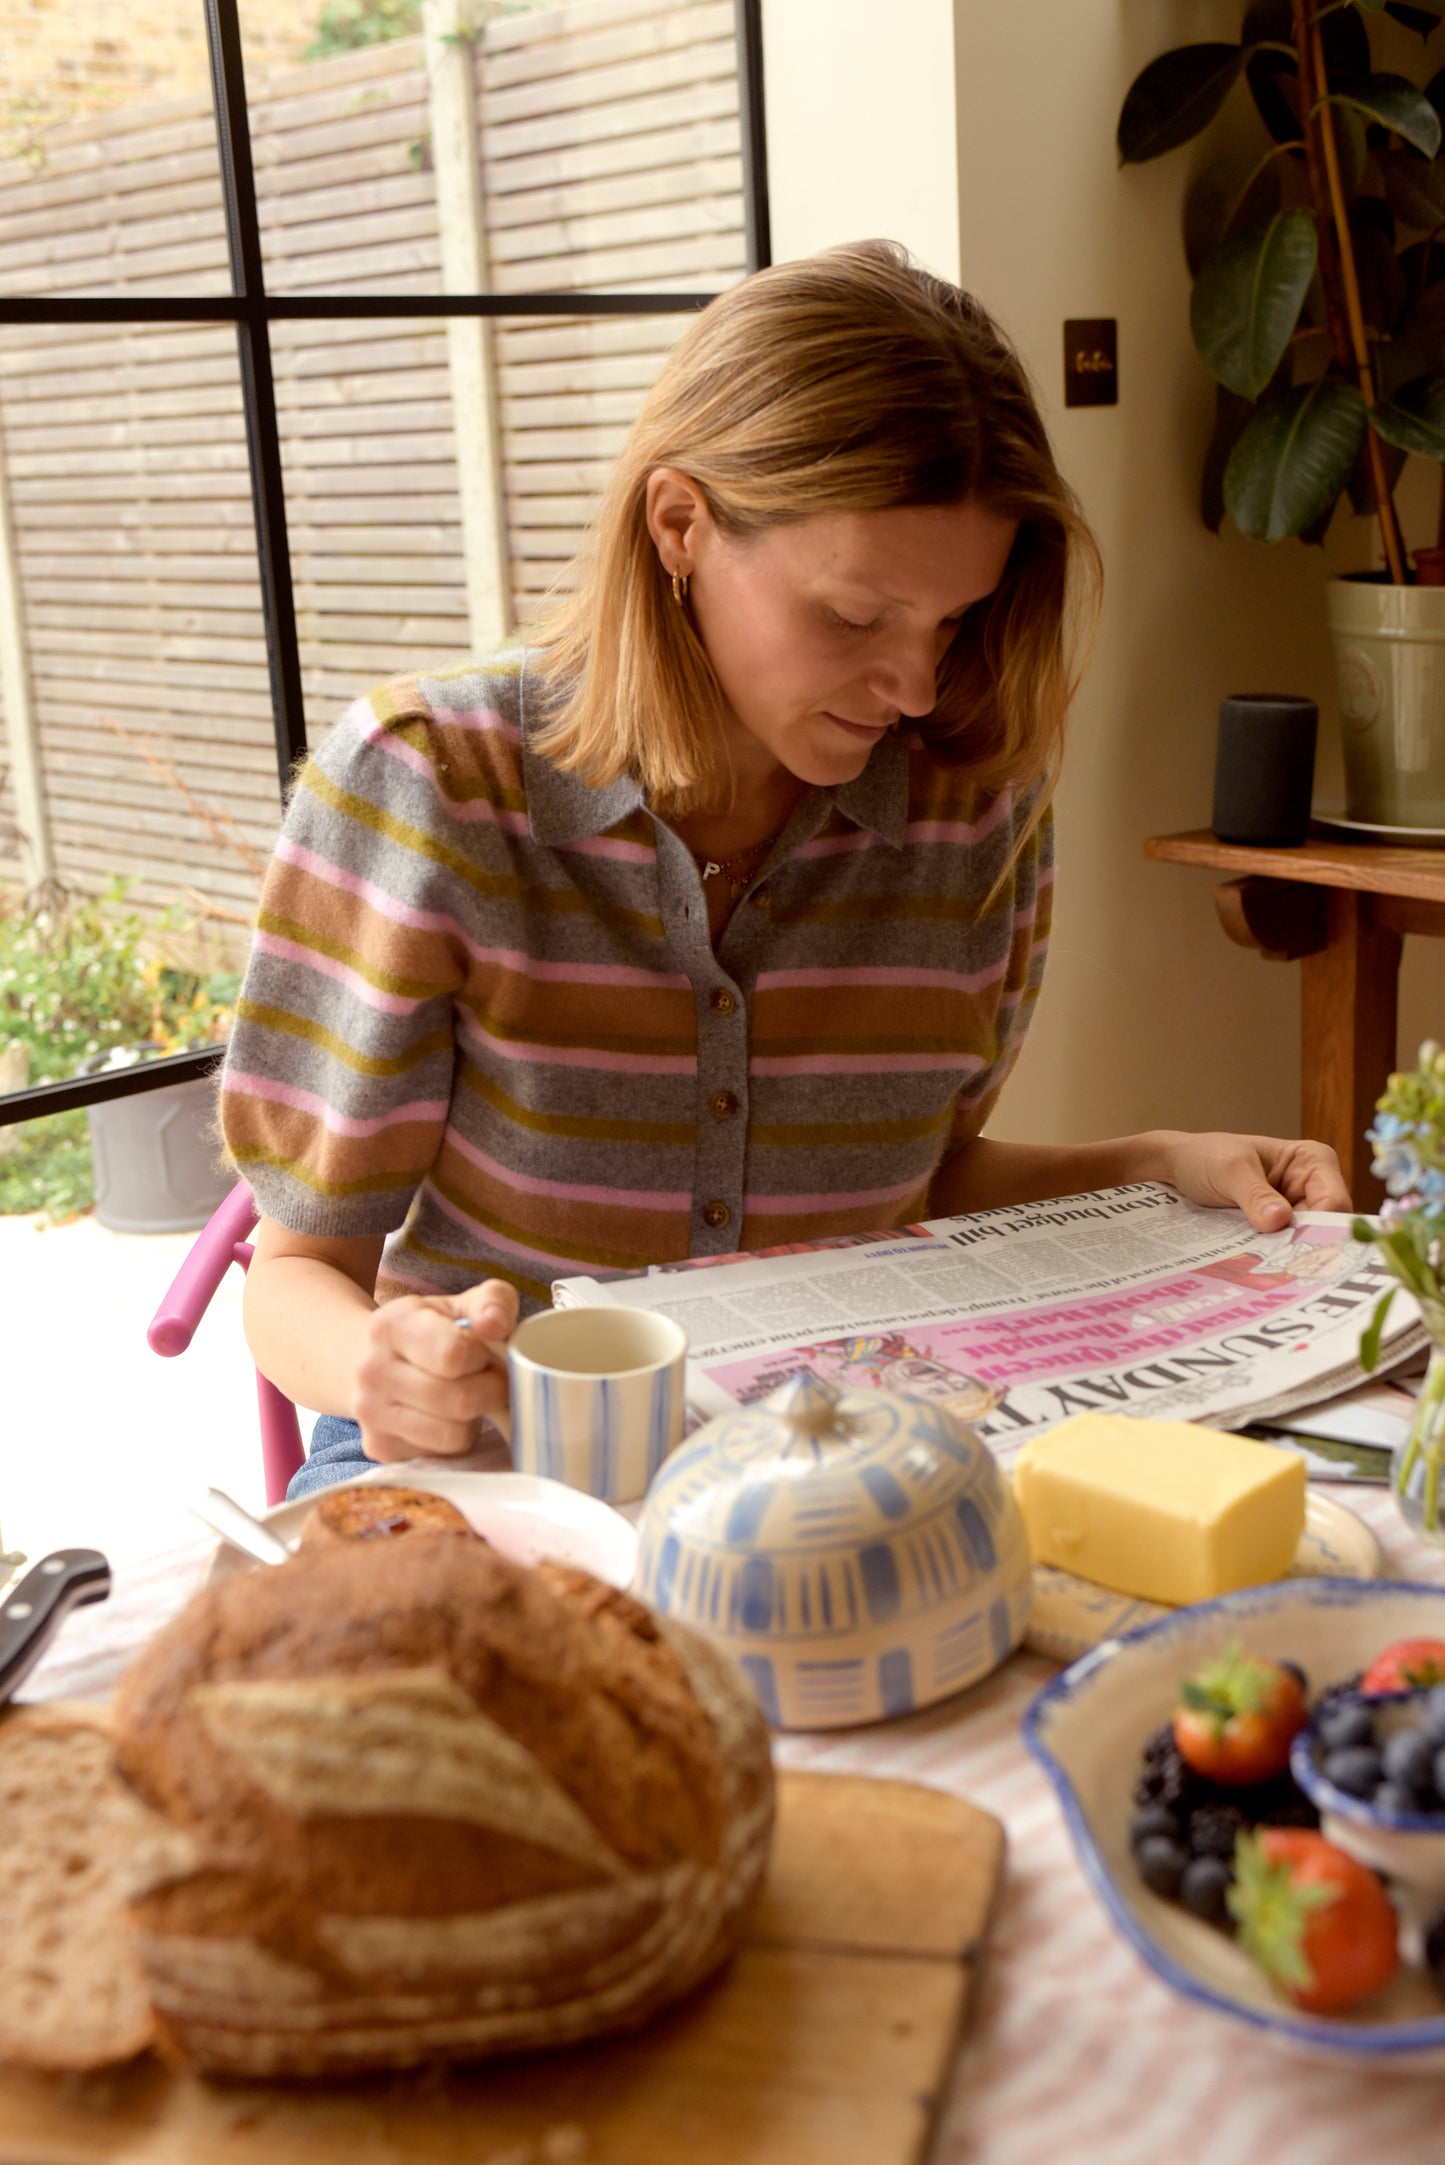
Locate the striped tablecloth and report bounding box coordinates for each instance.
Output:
[21,1485,1445,2160]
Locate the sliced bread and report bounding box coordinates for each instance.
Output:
[0,1703,157,2070]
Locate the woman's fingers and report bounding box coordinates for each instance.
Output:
[354,1287,515,1461]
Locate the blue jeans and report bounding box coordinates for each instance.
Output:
[287,1413,373,1500]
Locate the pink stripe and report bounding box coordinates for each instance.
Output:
[275,845,689,990]
[376,1266,450,1298]
[252,931,431,1016]
[430,1184,601,1276]
[745,1176,926,1214]
[752,1052,987,1077]
[445,1128,689,1211]
[555,835,655,862]
[795,830,876,859]
[756,962,1007,995]
[369,729,530,827]
[458,1011,695,1076]
[223,1069,448,1137]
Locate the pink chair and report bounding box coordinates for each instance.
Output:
[147,1181,305,1506]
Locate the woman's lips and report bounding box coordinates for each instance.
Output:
[823,712,893,741]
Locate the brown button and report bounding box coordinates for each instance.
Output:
[702,1200,732,1230]
[709,1089,738,1121]
[751,884,771,909]
[709,987,737,1015]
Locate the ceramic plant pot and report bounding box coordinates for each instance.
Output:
[633,1369,1033,1730]
[1327,575,1445,828]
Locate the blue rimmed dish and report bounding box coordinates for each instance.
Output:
[1022,1577,1445,2069]
[1291,1689,1445,1898]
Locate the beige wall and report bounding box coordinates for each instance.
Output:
[763,0,1442,1158]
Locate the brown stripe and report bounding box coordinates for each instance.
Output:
[234,1000,453,1078]
[455,1058,695,1147]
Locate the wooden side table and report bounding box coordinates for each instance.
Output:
[1145,829,1445,1207]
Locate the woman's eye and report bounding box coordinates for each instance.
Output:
[824,608,876,633]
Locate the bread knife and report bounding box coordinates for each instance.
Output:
[0,1548,110,1705]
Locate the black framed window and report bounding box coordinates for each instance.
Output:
[0,0,769,1130]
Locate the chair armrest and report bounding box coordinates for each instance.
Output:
[147,1180,259,1356]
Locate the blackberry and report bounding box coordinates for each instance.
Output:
[1187,1803,1247,1860]
[1142,1723,1176,1766]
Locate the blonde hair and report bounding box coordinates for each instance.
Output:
[531,240,1101,814]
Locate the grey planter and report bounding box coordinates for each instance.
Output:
[87,1071,232,1234]
[1327,575,1445,828]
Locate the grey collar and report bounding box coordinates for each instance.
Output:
[520,659,910,848]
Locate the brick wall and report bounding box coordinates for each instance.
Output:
[0,1,315,163]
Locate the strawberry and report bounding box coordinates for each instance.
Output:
[1360,1638,1445,1695]
[1172,1642,1307,1785]
[1228,1828,1399,2014]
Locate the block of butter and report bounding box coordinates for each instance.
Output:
[1012,1414,1306,1606]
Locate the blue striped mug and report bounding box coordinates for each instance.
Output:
[492,1308,689,1504]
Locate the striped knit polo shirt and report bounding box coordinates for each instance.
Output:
[220,652,1053,1312]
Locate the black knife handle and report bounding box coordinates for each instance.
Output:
[0,1549,111,1704]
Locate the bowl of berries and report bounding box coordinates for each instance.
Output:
[1023,1578,1445,2068]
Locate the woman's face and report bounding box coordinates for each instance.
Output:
[648,477,1019,794]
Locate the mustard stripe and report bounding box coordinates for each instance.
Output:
[429,655,522,687]
[456,1058,695,1147]
[303,764,664,937]
[257,910,453,1001]
[228,1145,417,1201]
[235,998,452,1077]
[431,1168,668,1273]
[395,1235,549,1308]
[390,719,527,811]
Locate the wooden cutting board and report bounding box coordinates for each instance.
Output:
[0,1769,1004,2165]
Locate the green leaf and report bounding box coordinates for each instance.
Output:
[1360,1286,1398,1372]
[1385,0,1445,31]
[1201,385,1256,532]
[1329,74,1444,159]
[1371,367,1445,459]
[1118,45,1248,163]
[1224,379,1367,540]
[1183,145,1284,278]
[1190,210,1318,397]
[1383,148,1445,233]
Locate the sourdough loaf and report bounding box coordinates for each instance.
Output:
[111,1537,773,2078]
[0,1705,159,2070]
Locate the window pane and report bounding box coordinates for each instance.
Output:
[274,306,691,735]
[240,0,747,297]
[0,320,279,917]
[0,1,237,300]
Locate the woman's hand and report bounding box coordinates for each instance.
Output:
[353,1278,520,1465]
[1152,1131,1351,1231]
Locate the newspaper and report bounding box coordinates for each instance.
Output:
[552,1182,1426,1465]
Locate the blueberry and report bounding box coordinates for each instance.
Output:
[1372,1782,1419,1816]
[1423,1687,1445,1747]
[1278,1660,1308,1695]
[1322,1745,1383,1797]
[1382,1728,1438,1795]
[1434,1744,1445,1804]
[1135,1836,1188,1899]
[1179,1855,1234,1927]
[1130,1805,1181,1850]
[1318,1702,1376,1753]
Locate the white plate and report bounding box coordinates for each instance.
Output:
[1025,1490,1382,1663]
[204,1465,640,1590]
[1311,797,1445,844]
[1024,1578,1445,2070]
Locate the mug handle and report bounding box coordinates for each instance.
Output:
[453,1322,512,1444]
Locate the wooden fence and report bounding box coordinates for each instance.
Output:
[0,0,745,919]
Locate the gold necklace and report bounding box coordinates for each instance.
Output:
[694,829,781,900]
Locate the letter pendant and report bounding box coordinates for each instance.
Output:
[701,860,722,880]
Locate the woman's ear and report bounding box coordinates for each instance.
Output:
[644,465,711,576]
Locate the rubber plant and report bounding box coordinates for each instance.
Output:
[1118,0,1445,572]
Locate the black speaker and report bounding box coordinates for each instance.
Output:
[1211,694,1318,847]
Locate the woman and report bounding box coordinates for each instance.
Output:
[220,241,1348,1495]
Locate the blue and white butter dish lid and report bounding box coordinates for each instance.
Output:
[633,1369,1033,1730]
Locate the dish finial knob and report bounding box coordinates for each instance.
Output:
[763,1369,845,1437]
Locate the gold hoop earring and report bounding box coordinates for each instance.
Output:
[671,568,689,605]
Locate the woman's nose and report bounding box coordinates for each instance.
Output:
[867,641,939,718]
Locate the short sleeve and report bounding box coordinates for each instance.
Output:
[219,680,469,1238]
[939,791,1053,1159]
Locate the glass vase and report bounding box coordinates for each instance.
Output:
[1391,1339,1445,1547]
